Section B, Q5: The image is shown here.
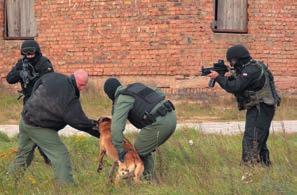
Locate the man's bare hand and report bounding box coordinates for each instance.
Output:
[207,71,219,79]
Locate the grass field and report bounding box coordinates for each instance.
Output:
[1,130,297,194]
[0,86,297,124]
[1,86,297,194]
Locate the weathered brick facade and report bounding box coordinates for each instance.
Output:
[0,0,296,97]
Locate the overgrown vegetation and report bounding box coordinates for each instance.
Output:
[0,89,23,124]
[0,85,296,124]
[1,85,296,194]
[1,130,297,194]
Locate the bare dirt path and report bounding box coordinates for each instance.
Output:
[0,120,296,137]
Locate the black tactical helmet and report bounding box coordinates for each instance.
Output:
[21,40,41,55]
[104,78,122,101]
[226,44,251,62]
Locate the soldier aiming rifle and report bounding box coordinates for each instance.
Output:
[205,44,281,169]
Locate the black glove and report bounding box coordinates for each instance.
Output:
[90,119,99,131]
[90,119,98,124]
[85,128,100,138]
[119,151,127,163]
[82,120,100,138]
[15,60,23,71]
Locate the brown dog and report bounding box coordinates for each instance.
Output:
[97,117,144,183]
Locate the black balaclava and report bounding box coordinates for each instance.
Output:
[21,40,42,65]
[103,78,122,101]
[226,44,251,72]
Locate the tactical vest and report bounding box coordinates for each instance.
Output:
[114,83,165,129]
[237,61,281,110]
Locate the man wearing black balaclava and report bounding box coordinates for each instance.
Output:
[7,40,54,103]
[6,40,54,165]
[207,44,281,168]
[103,78,176,181]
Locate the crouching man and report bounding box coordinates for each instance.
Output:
[8,70,99,184]
[103,78,177,181]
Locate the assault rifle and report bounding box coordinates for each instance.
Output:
[19,58,38,89]
[200,59,229,87]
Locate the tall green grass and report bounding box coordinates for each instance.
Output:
[0,88,23,124]
[1,130,297,194]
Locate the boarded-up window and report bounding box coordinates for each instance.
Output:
[4,0,37,39]
[212,0,248,33]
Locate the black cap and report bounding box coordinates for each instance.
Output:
[103,78,121,101]
[21,40,41,55]
[226,44,251,62]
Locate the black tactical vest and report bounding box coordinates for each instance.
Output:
[235,60,281,110]
[114,83,165,129]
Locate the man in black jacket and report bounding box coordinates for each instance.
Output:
[207,45,280,167]
[8,70,99,184]
[6,40,54,103]
[6,40,53,165]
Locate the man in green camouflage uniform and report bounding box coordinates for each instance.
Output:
[104,78,176,180]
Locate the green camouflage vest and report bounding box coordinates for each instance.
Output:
[237,61,281,110]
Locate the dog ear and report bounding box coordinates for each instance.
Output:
[98,117,111,124]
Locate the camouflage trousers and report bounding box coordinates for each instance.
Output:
[8,117,74,184]
[134,111,176,180]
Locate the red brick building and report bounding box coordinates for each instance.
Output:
[0,0,296,97]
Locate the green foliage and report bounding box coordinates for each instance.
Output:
[0,90,22,124]
[79,83,111,119]
[0,85,296,124]
[0,131,10,142]
[0,132,17,153]
[175,96,297,122]
[1,131,297,194]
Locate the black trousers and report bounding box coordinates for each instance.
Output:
[242,103,275,166]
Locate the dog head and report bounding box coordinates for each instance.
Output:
[118,162,135,179]
[97,117,111,134]
[98,117,111,124]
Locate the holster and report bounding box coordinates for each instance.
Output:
[143,100,175,125]
[152,100,175,118]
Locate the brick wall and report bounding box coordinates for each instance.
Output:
[1,0,296,97]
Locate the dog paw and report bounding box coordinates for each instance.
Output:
[97,166,103,173]
[108,178,114,184]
